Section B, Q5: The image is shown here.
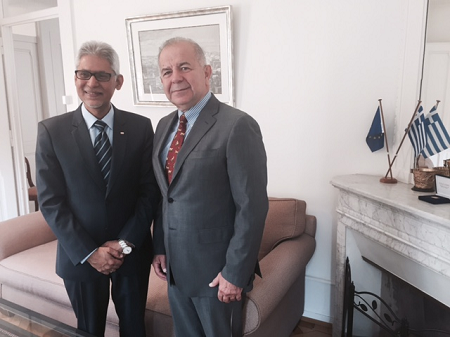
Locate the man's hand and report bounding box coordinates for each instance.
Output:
[209,272,243,303]
[152,255,167,281]
[87,240,124,275]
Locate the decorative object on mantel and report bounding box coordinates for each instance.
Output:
[407,100,450,191]
[418,174,450,204]
[412,166,450,192]
[366,99,397,184]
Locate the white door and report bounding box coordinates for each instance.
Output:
[0,29,63,219]
[14,35,44,180]
[38,19,65,119]
[0,40,18,220]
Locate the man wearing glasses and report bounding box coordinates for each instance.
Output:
[36,40,160,337]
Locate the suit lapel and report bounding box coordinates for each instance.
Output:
[170,95,219,183]
[107,107,127,196]
[71,108,106,192]
[154,111,178,191]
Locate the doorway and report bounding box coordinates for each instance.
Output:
[0,5,69,219]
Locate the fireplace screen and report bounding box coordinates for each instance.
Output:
[342,257,450,337]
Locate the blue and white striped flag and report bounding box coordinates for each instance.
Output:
[408,106,426,158]
[420,104,450,158]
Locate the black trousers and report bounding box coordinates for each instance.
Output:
[64,268,150,337]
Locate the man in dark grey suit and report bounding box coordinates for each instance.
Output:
[36,41,160,337]
[152,37,268,336]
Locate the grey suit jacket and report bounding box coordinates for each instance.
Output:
[152,94,268,297]
[36,105,160,281]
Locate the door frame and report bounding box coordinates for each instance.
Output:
[0,38,17,220]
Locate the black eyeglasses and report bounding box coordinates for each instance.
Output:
[75,70,114,82]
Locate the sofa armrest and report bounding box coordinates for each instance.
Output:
[0,211,56,261]
[305,214,317,238]
[244,234,316,332]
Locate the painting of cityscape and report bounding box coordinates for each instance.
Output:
[138,25,222,96]
[126,6,233,106]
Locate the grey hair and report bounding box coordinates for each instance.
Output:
[158,37,207,68]
[76,40,120,74]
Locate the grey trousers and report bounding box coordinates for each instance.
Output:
[168,284,245,337]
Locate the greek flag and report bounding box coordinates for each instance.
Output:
[366,107,384,152]
[420,104,450,158]
[407,106,426,158]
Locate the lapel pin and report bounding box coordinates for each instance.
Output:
[120,131,125,135]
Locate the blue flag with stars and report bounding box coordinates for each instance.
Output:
[366,107,384,152]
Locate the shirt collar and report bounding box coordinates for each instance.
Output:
[81,104,115,130]
[177,92,211,122]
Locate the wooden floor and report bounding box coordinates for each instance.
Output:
[291,317,332,337]
[2,305,332,337]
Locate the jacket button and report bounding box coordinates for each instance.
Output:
[168,198,174,203]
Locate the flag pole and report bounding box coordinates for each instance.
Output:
[378,99,397,184]
[384,100,422,178]
[435,99,441,109]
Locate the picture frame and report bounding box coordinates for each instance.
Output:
[125,6,234,107]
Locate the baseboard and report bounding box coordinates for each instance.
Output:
[300,316,332,329]
[303,310,332,324]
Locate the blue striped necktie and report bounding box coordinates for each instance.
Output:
[93,120,112,184]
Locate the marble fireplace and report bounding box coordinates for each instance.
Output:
[332,174,450,336]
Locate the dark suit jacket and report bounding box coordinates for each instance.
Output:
[152,94,268,297]
[36,105,159,281]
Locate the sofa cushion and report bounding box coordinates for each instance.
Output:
[258,198,306,260]
[0,239,174,328]
[0,241,67,304]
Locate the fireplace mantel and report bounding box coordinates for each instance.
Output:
[331,174,450,336]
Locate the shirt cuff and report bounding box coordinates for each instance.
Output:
[81,248,98,264]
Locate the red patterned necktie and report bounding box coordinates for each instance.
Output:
[165,114,187,183]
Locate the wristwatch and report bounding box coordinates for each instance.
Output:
[118,239,132,255]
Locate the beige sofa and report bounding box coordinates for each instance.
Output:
[0,197,316,337]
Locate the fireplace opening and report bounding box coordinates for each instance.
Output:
[343,257,450,337]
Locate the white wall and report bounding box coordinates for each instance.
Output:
[60,0,426,322]
[428,0,450,42]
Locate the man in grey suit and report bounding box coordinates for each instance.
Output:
[36,41,160,337]
[152,37,268,336]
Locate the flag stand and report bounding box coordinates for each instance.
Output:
[380,176,397,184]
[378,99,397,184]
[382,100,422,181]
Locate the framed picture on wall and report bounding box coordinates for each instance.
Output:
[125,6,234,107]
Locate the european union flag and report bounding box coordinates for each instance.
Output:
[366,107,384,152]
